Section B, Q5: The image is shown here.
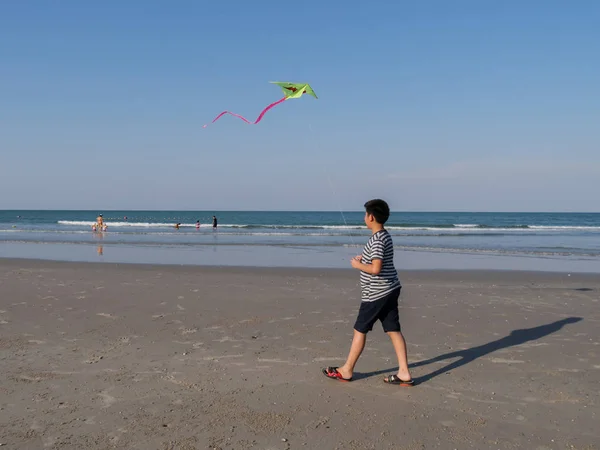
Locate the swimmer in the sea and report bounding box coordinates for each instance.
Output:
[92,214,108,232]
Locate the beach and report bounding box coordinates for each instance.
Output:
[1,259,598,449]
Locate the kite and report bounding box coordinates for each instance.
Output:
[203,81,317,128]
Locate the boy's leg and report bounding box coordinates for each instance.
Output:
[336,329,366,379]
[324,300,379,380]
[386,331,412,381]
[379,288,412,382]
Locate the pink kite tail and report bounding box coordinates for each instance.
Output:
[203,97,287,128]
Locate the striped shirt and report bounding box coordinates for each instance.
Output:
[359,229,400,302]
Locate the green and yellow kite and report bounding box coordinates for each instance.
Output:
[203,81,317,128]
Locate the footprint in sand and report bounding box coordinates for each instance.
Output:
[180,327,198,335]
[242,366,271,372]
[202,354,244,361]
[84,355,104,364]
[258,358,301,365]
[489,358,525,364]
[19,374,45,382]
[214,336,240,343]
[99,389,117,408]
[97,313,117,319]
[43,436,58,448]
[177,304,185,311]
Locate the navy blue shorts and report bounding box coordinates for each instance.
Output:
[354,287,401,334]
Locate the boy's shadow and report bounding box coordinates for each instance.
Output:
[354,317,583,384]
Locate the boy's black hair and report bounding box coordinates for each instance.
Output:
[364,199,390,224]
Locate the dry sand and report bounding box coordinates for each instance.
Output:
[0,259,599,449]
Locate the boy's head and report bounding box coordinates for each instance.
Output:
[364,199,390,227]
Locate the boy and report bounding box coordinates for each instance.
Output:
[322,199,413,386]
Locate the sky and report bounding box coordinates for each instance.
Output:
[1,0,599,212]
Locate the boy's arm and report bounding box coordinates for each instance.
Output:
[351,235,386,274]
[351,256,382,275]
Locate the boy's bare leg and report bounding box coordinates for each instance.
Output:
[337,329,366,379]
[387,331,412,380]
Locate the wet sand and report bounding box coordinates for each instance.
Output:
[0,259,599,449]
[4,241,600,273]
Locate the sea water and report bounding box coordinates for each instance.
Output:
[1,210,600,271]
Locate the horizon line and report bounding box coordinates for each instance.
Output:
[2,209,599,214]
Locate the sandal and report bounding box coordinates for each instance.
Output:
[322,366,352,382]
[384,374,414,386]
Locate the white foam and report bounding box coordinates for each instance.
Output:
[54,221,600,232]
[57,221,366,230]
[59,221,200,228]
[528,225,600,230]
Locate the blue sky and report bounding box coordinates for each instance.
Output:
[1,0,598,211]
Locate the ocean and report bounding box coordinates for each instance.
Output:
[2,210,600,271]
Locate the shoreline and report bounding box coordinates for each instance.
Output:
[3,241,600,273]
[2,256,600,280]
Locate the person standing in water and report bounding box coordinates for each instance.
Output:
[212,216,218,229]
[93,214,107,232]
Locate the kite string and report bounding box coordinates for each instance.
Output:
[308,124,357,249]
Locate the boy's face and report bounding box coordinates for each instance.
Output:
[364,211,374,229]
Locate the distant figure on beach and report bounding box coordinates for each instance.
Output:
[175,223,181,229]
[212,216,218,229]
[322,199,413,386]
[196,220,200,229]
[92,214,107,232]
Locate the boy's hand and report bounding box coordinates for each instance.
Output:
[350,255,362,269]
